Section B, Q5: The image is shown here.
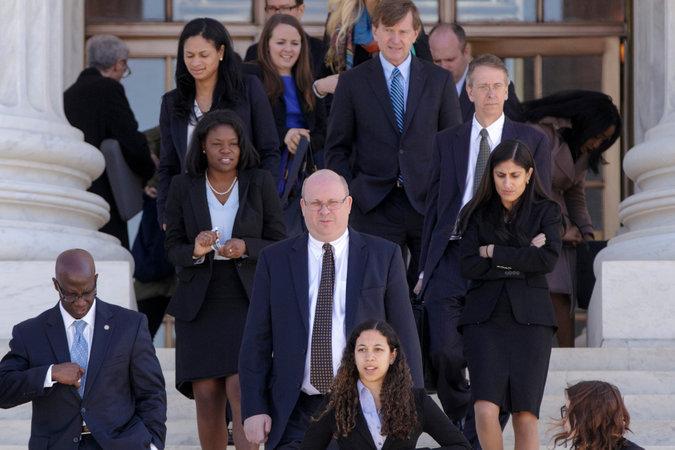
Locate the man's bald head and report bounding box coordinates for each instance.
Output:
[428,23,472,84]
[300,169,352,243]
[54,249,97,319]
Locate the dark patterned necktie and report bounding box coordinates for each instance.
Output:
[473,128,491,194]
[310,243,335,393]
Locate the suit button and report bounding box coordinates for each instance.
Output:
[81,407,86,414]
[399,149,404,154]
[73,437,80,443]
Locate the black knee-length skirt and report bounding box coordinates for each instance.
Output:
[462,287,554,417]
[174,260,249,398]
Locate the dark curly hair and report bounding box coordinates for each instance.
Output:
[553,380,632,450]
[314,320,418,440]
[520,90,622,173]
[174,18,243,120]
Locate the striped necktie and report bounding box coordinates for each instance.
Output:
[390,67,405,133]
[70,320,88,397]
[473,128,491,194]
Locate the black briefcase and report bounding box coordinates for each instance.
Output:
[576,240,607,309]
[411,294,437,391]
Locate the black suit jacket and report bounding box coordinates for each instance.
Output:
[458,79,522,123]
[164,169,286,321]
[239,230,423,449]
[299,388,471,450]
[156,75,280,224]
[458,199,562,327]
[64,68,155,244]
[245,34,327,80]
[0,300,166,450]
[419,118,551,301]
[324,56,461,215]
[241,62,327,166]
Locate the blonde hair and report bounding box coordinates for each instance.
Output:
[325,0,372,72]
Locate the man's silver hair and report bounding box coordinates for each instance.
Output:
[86,35,129,71]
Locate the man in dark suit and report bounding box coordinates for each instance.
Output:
[428,23,522,123]
[244,0,327,79]
[64,35,156,249]
[0,249,166,449]
[240,169,423,449]
[324,0,461,292]
[416,54,551,447]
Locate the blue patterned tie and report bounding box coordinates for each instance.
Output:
[70,320,88,396]
[390,67,405,133]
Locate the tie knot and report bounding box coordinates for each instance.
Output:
[480,128,489,138]
[392,67,401,79]
[74,320,86,334]
[322,243,333,254]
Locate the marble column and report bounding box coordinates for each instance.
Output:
[588,0,675,346]
[0,0,134,337]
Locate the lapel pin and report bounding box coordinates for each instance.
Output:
[104,324,110,331]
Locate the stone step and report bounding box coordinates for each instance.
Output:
[543,370,675,395]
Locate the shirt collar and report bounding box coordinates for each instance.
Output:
[59,298,97,331]
[456,66,468,96]
[471,113,506,144]
[379,51,412,85]
[357,380,377,411]
[308,228,349,256]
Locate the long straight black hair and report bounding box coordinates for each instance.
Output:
[174,18,244,120]
[520,90,622,173]
[456,139,556,245]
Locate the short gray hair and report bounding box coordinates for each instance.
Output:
[467,53,509,86]
[86,35,129,71]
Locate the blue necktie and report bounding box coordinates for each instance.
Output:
[70,320,88,397]
[390,67,405,133]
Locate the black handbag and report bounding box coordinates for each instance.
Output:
[411,294,437,391]
[280,137,313,237]
[575,240,607,309]
[131,195,174,283]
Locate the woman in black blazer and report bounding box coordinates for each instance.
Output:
[157,17,280,225]
[300,320,470,450]
[164,110,285,449]
[456,140,562,450]
[243,14,327,235]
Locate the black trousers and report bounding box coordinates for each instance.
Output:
[276,393,338,450]
[350,187,423,293]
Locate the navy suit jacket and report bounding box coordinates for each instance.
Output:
[0,300,166,450]
[324,56,461,215]
[458,80,522,123]
[239,230,423,449]
[157,75,280,224]
[419,118,551,300]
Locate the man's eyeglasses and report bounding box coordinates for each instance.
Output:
[264,4,299,14]
[304,196,349,211]
[122,61,132,78]
[560,405,568,419]
[55,280,97,304]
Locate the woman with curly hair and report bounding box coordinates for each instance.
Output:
[300,320,470,450]
[554,380,643,450]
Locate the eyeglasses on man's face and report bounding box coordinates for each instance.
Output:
[304,195,349,211]
[560,405,568,419]
[54,280,97,304]
[264,4,299,14]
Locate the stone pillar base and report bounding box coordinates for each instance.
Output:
[0,261,135,339]
[588,260,675,347]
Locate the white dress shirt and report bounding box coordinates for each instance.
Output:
[44,300,97,388]
[206,179,239,260]
[460,113,506,208]
[302,229,349,395]
[379,52,412,109]
[456,66,468,96]
[358,380,386,449]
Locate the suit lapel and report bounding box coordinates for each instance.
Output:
[355,408,378,450]
[345,229,366,333]
[232,169,251,236]
[290,234,310,333]
[189,175,213,233]
[402,57,426,133]
[172,115,188,169]
[83,299,114,398]
[45,304,70,365]
[454,122,472,194]
[501,118,517,142]
[366,59,399,134]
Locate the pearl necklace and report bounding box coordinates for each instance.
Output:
[206,174,238,196]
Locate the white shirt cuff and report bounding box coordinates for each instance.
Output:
[192,255,205,265]
[312,80,328,99]
[43,364,56,388]
[418,271,424,280]
[150,444,158,450]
